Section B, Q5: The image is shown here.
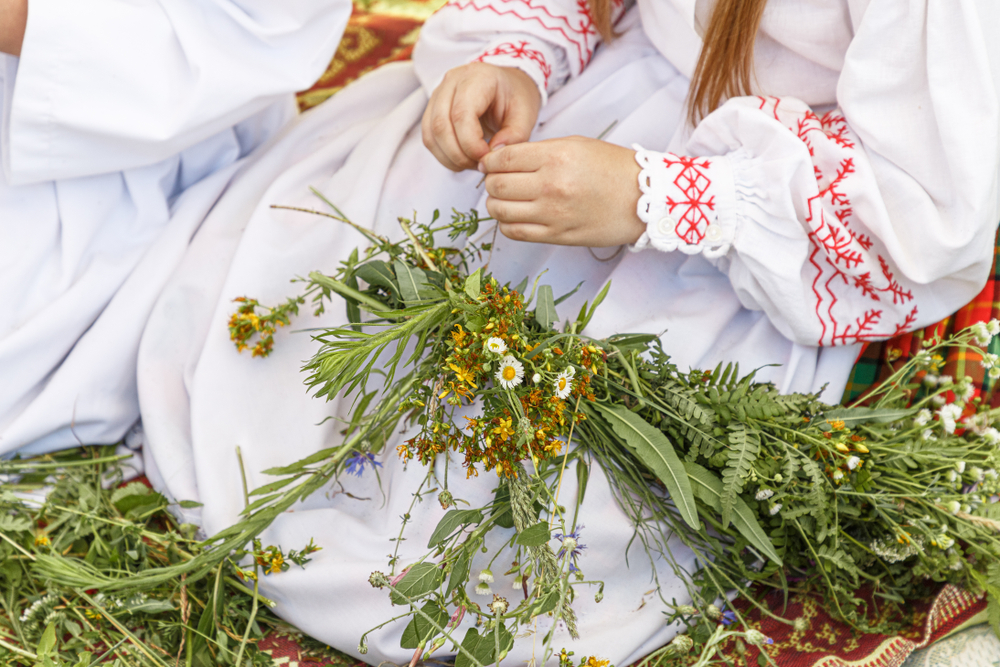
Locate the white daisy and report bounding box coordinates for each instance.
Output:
[913,409,932,426]
[485,337,507,355]
[989,319,1000,336]
[983,427,1000,446]
[495,355,524,389]
[846,456,861,471]
[554,369,574,399]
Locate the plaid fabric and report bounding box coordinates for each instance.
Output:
[843,227,1000,405]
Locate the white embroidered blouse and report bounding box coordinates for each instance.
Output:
[413,0,1000,348]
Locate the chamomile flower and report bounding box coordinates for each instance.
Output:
[981,353,1000,370]
[972,322,993,346]
[495,355,524,389]
[937,404,962,434]
[769,503,783,516]
[989,319,1000,336]
[554,369,574,399]
[846,456,861,471]
[914,409,932,426]
[755,488,774,501]
[485,337,507,355]
[983,427,1000,446]
[475,582,492,596]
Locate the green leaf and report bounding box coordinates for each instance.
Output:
[0,515,31,532]
[577,280,611,331]
[248,475,301,497]
[491,485,514,529]
[400,601,449,649]
[447,548,472,596]
[534,285,557,329]
[109,481,149,506]
[516,521,551,547]
[177,499,204,509]
[552,281,584,306]
[592,403,700,530]
[455,625,515,667]
[115,491,167,515]
[576,459,589,506]
[355,260,398,294]
[427,510,483,548]
[122,598,175,614]
[394,260,434,306]
[814,406,917,427]
[464,268,482,301]
[721,423,760,528]
[390,562,443,605]
[36,622,57,656]
[684,462,782,565]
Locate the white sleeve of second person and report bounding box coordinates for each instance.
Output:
[4,0,352,185]
[631,0,1000,348]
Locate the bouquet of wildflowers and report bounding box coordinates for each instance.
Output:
[220,203,1000,665]
[32,202,1000,667]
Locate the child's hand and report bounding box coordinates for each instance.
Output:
[422,63,541,172]
[480,137,645,247]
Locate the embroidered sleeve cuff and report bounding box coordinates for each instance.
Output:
[631,145,736,259]
[474,37,560,106]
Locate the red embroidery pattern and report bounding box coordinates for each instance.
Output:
[476,40,553,88]
[755,97,918,346]
[442,0,598,72]
[662,156,716,245]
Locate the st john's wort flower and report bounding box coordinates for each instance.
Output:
[495,355,524,389]
[485,337,507,355]
[345,451,382,477]
[554,368,574,399]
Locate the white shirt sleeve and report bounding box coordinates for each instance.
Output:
[4,0,351,184]
[412,0,628,104]
[632,0,1000,348]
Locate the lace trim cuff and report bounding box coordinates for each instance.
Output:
[475,37,556,106]
[631,145,735,259]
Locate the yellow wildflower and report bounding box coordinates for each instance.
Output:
[493,417,515,442]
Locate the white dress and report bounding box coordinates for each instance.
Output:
[137,0,1000,663]
[0,0,351,456]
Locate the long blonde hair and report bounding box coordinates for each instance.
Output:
[589,0,768,124]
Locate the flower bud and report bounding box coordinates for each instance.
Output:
[358,637,369,654]
[669,635,694,654]
[447,605,466,629]
[368,571,389,589]
[745,630,773,647]
[705,604,722,620]
[793,617,809,632]
[438,489,454,509]
[676,605,698,616]
[475,582,492,596]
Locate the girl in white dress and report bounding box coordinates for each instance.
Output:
[137,0,1000,663]
[0,0,350,456]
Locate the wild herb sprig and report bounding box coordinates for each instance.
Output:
[0,449,341,666]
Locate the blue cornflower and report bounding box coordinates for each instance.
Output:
[721,610,737,626]
[345,451,382,477]
[553,526,586,572]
